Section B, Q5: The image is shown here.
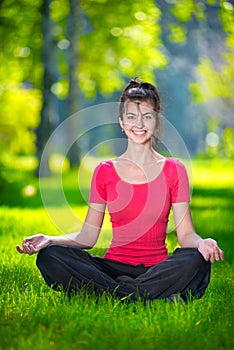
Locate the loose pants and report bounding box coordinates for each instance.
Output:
[36,245,211,302]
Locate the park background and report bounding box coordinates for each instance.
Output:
[0,1,233,349]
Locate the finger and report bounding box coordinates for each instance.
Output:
[23,242,33,255]
[210,244,224,262]
[217,248,225,261]
[214,246,221,261]
[28,244,37,254]
[16,245,24,254]
[203,241,217,262]
[210,252,215,263]
[219,249,225,260]
[28,243,39,255]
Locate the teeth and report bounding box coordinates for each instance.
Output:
[133,130,145,135]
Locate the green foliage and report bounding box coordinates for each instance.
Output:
[190,56,234,102]
[170,0,206,22]
[0,0,42,170]
[222,127,234,158]
[0,0,43,87]
[189,1,234,103]
[79,0,167,96]
[169,0,234,107]
[1,0,234,178]
[168,24,186,43]
[0,0,166,173]
[181,1,234,160]
[0,87,41,157]
[39,0,167,99]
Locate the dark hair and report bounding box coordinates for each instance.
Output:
[119,78,162,145]
[119,77,161,119]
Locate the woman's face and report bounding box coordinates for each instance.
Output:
[120,100,157,145]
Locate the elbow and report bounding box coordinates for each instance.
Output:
[76,228,99,249]
[177,231,191,247]
[85,245,94,250]
[83,240,96,249]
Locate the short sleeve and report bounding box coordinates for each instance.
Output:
[89,163,107,204]
[170,159,190,203]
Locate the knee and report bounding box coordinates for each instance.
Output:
[36,244,59,268]
[189,249,211,274]
[174,248,210,275]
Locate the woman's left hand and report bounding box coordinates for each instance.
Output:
[198,238,225,263]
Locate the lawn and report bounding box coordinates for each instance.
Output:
[0,159,233,350]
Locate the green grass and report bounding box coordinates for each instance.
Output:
[0,159,233,350]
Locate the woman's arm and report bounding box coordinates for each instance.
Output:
[16,203,106,255]
[172,202,224,263]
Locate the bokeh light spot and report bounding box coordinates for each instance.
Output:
[206,132,219,147]
[21,185,36,197]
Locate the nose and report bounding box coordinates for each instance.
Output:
[135,115,144,128]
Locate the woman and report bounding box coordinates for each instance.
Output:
[16,78,224,302]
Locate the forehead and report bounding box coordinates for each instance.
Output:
[125,99,154,112]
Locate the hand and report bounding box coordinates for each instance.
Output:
[16,234,51,255]
[198,238,225,263]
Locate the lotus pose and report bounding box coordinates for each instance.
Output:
[16,79,224,302]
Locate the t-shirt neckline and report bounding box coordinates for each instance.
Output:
[109,158,167,186]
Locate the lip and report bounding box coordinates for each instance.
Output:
[132,130,147,135]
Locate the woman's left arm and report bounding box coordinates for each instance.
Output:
[173,202,225,263]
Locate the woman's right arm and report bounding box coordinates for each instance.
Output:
[16,203,106,255]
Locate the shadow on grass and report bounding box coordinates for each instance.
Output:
[1,167,234,211]
[191,187,234,209]
[0,169,89,208]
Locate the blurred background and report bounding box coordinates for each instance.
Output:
[0,0,233,199]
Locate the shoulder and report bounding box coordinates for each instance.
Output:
[92,160,115,178]
[165,157,187,170]
[164,158,189,179]
[94,160,113,171]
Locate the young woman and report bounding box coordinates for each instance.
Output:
[16,79,224,302]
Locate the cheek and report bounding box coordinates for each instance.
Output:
[121,118,133,129]
[147,121,157,133]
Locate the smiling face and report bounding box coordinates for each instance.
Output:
[119,99,157,145]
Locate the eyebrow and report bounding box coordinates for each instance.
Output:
[126,111,153,115]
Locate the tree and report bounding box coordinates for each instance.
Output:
[36,0,60,176]
[0,0,42,172]
[1,0,233,182]
[37,0,168,175]
[154,0,234,157]
[189,0,234,157]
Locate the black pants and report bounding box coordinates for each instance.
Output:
[36,245,211,302]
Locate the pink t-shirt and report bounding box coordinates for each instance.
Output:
[89,158,190,266]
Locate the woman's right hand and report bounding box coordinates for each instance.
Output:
[16,234,51,255]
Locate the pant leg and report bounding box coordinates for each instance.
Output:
[36,245,136,299]
[37,245,210,302]
[116,248,211,301]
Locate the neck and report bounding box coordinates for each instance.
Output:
[121,141,159,165]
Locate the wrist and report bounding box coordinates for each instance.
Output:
[47,236,54,245]
[197,238,204,248]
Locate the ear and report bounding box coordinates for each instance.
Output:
[119,117,124,129]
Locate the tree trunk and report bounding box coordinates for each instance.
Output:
[36,0,59,177]
[66,0,80,166]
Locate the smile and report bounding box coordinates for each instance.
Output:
[132,130,146,135]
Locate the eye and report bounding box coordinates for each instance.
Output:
[126,113,136,119]
[143,113,153,119]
